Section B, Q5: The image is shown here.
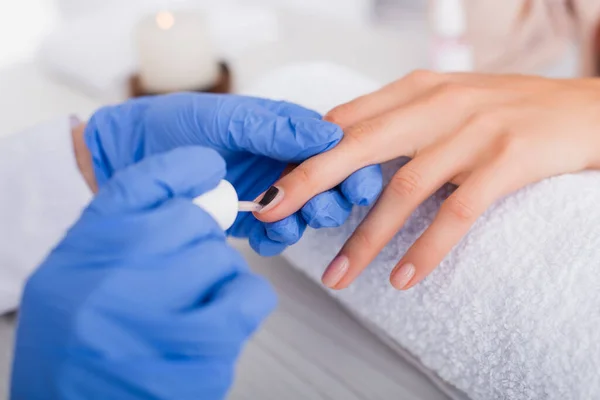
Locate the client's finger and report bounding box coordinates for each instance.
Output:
[252,132,375,223]
[323,137,472,290]
[325,70,447,128]
[390,156,524,290]
[324,71,501,129]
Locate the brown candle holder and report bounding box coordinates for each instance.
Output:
[129,61,232,98]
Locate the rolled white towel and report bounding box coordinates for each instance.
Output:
[244,62,600,400]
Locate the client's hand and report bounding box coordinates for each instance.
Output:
[256,71,600,290]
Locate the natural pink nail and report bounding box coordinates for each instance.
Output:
[391,263,416,290]
[322,255,349,288]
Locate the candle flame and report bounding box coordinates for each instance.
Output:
[156,11,175,31]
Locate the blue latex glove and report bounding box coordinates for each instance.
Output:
[85,94,383,256]
[12,147,277,400]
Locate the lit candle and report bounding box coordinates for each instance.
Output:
[135,11,220,93]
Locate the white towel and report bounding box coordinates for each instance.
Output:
[244,62,600,400]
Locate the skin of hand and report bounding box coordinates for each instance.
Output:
[72,94,382,257]
[72,122,97,192]
[12,147,277,400]
[256,71,600,290]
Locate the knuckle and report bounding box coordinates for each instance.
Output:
[347,120,377,139]
[443,195,477,222]
[325,102,356,126]
[471,110,502,132]
[343,122,381,158]
[432,83,483,111]
[497,131,528,159]
[435,83,467,105]
[405,69,441,87]
[389,167,423,198]
[351,229,377,250]
[293,164,317,188]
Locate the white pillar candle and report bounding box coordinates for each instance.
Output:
[135,10,220,93]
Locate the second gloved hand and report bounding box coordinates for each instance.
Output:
[82,94,383,256]
[12,147,276,400]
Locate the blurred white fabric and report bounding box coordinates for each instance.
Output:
[0,0,59,68]
[0,117,91,314]
[242,62,381,113]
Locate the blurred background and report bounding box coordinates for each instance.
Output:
[0,0,433,133]
[0,0,426,70]
[0,0,595,134]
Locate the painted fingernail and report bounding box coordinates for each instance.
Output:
[322,255,349,288]
[256,186,284,213]
[390,263,416,290]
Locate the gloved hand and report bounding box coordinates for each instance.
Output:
[83,94,383,256]
[11,147,277,400]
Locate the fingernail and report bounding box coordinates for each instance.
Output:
[255,186,284,213]
[69,114,82,129]
[322,255,349,288]
[390,263,416,290]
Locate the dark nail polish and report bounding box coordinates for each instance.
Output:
[259,187,280,207]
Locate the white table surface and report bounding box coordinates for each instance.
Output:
[0,8,450,399]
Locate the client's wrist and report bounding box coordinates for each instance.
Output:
[71,119,98,193]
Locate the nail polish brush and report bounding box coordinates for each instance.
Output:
[193,180,265,231]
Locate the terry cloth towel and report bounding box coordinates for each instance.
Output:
[244,62,600,400]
